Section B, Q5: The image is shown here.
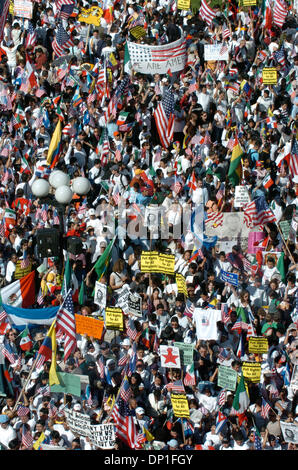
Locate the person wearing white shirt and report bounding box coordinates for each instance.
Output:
[0,415,17,449]
[191,179,209,205]
[5,253,17,283]
[196,84,211,112]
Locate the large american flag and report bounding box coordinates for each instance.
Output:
[52,23,74,58]
[55,289,77,361]
[199,0,216,27]
[110,397,140,449]
[25,22,37,49]
[21,424,33,449]
[290,139,298,178]
[0,0,9,42]
[154,89,175,149]
[205,211,224,227]
[56,0,75,19]
[243,196,276,228]
[273,0,288,28]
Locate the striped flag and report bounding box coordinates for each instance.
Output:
[289,139,298,178]
[21,424,33,449]
[119,375,132,401]
[52,23,74,58]
[0,0,9,43]
[25,22,37,49]
[199,0,216,26]
[154,89,175,149]
[205,211,224,228]
[261,397,271,419]
[110,397,140,449]
[273,0,288,28]
[217,389,227,407]
[1,345,17,364]
[184,299,194,318]
[243,196,277,228]
[55,289,77,361]
[56,0,75,19]
[215,410,227,434]
[96,357,105,379]
[221,304,231,325]
[165,380,185,394]
[126,319,138,341]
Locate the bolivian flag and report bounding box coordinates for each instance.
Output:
[47,119,62,168]
[228,136,243,186]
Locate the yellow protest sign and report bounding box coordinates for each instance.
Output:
[78,6,103,26]
[242,0,256,5]
[140,251,158,272]
[176,274,188,297]
[242,362,261,383]
[157,253,175,275]
[262,68,277,85]
[248,336,269,354]
[75,314,104,340]
[130,25,146,39]
[177,0,191,9]
[105,307,123,330]
[170,394,190,418]
[9,0,14,15]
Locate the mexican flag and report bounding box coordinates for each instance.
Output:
[184,363,196,386]
[0,271,35,308]
[117,111,129,126]
[19,326,33,351]
[277,252,286,283]
[228,136,244,186]
[124,42,131,75]
[93,236,116,280]
[4,208,16,230]
[231,374,249,415]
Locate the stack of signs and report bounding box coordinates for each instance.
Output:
[128,292,142,317]
[64,409,115,448]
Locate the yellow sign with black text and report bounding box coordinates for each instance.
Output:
[242,362,261,383]
[248,336,269,354]
[105,307,123,331]
[171,394,190,418]
[262,68,277,85]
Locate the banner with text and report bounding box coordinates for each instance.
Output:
[64,409,115,448]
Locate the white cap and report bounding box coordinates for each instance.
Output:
[88,208,96,216]
[136,407,145,415]
[121,338,131,346]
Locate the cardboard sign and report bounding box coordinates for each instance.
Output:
[279,220,291,241]
[234,185,250,208]
[64,409,116,448]
[171,394,190,418]
[204,44,229,61]
[128,292,142,317]
[157,253,175,275]
[160,345,181,368]
[140,251,175,274]
[177,0,191,9]
[130,25,146,39]
[242,361,261,383]
[217,365,238,391]
[248,336,269,354]
[176,274,188,297]
[14,0,32,18]
[105,307,123,330]
[281,421,298,444]
[94,281,107,308]
[174,342,194,366]
[140,250,159,272]
[50,372,81,397]
[220,270,239,287]
[262,68,277,84]
[75,314,105,340]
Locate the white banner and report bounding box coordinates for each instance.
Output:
[14,0,33,18]
[281,421,298,443]
[64,409,116,449]
[204,44,229,61]
[127,36,186,75]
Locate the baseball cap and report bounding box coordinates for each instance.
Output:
[0,415,9,423]
[73,404,82,411]
[88,208,96,216]
[288,323,297,331]
[136,407,145,415]
[167,439,178,448]
[121,338,131,346]
[100,341,109,350]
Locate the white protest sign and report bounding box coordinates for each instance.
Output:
[64,409,116,448]
[94,281,107,307]
[204,44,229,61]
[39,444,66,450]
[281,421,298,443]
[234,186,251,208]
[115,284,131,315]
[128,292,142,317]
[14,0,33,18]
[160,345,181,368]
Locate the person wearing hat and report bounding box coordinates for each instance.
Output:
[163,438,179,450]
[134,407,150,432]
[0,415,16,450]
[85,208,103,235]
[13,407,35,440]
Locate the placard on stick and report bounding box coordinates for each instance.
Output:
[248,336,268,354]
[105,307,124,330]
[171,394,190,418]
[262,68,277,84]
[75,314,105,339]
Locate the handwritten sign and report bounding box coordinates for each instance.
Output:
[174,342,194,365]
[171,394,190,418]
[204,44,229,61]
[14,0,32,18]
[128,292,142,317]
[105,307,123,330]
[242,361,261,383]
[234,185,250,208]
[248,336,268,354]
[64,409,115,448]
[217,365,238,391]
[75,314,105,340]
[262,68,277,85]
[279,220,291,241]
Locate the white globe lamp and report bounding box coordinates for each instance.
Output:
[72,177,91,195]
[31,179,50,198]
[49,170,70,189]
[55,185,73,204]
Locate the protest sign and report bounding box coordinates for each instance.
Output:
[157,253,175,275]
[242,0,256,5]
[217,365,238,391]
[130,25,146,39]
[160,345,181,368]
[128,292,142,317]
[204,44,229,61]
[289,365,298,398]
[242,362,261,383]
[176,274,188,297]
[14,0,32,19]
[248,336,268,354]
[174,342,194,366]
[75,314,104,340]
[234,185,250,208]
[141,251,175,274]
[279,220,291,241]
[115,284,131,315]
[262,68,277,84]
[171,394,190,418]
[140,251,159,272]
[280,421,298,444]
[39,444,65,450]
[247,231,266,254]
[50,372,81,397]
[220,270,239,287]
[64,409,116,448]
[77,6,103,26]
[94,281,107,308]
[105,307,124,330]
[177,0,191,9]
[127,37,186,75]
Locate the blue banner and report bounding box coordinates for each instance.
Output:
[219,270,239,287]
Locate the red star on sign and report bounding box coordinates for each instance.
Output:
[162,347,179,366]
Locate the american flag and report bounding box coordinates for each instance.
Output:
[243,196,277,228]
[21,424,33,449]
[96,357,105,379]
[221,304,231,325]
[273,0,288,28]
[217,389,227,407]
[48,401,58,419]
[25,22,37,49]
[261,397,271,419]
[56,0,75,19]
[0,310,7,322]
[218,347,232,363]
[222,25,231,39]
[21,250,30,269]
[55,289,77,361]
[231,319,249,333]
[110,397,140,449]
[118,354,129,367]
[184,299,194,318]
[254,431,262,450]
[127,342,137,377]
[205,211,224,227]
[1,345,17,364]
[53,209,60,225]
[0,0,9,43]
[274,46,286,68]
[246,322,256,339]
[37,289,44,306]
[119,375,132,401]
[36,384,51,396]
[154,89,175,149]
[219,43,228,57]
[165,380,185,394]
[126,319,138,341]
[17,405,30,417]
[52,23,74,58]
[199,0,216,26]
[98,128,110,166]
[290,139,298,178]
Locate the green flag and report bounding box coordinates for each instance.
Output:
[61,255,71,297]
[93,236,116,279]
[78,281,86,306]
[236,306,247,323]
[231,374,249,414]
[277,252,286,283]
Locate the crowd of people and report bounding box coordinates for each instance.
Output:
[0,0,297,452]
